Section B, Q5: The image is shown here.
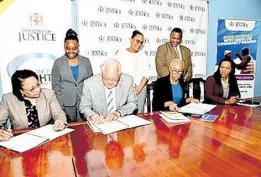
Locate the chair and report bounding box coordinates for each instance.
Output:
[185,78,206,102]
[146,81,155,113]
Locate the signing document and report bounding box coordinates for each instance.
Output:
[0,125,74,153]
[87,115,152,134]
[179,103,216,115]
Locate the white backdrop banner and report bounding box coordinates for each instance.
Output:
[77,0,208,78]
[0,0,72,95]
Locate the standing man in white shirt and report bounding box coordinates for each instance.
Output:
[117,30,150,113]
[79,59,137,124]
[155,28,192,81]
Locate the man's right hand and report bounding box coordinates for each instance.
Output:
[90,113,105,125]
[0,129,13,141]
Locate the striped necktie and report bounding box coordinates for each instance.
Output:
[107,90,114,113]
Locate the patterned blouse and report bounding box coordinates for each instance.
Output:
[221,78,230,99]
[24,100,40,128]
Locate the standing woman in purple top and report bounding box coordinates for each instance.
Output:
[52,29,93,122]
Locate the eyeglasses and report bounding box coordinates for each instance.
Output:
[171,69,183,75]
[22,83,41,92]
[102,74,121,82]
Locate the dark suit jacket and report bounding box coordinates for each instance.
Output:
[204,76,240,104]
[152,75,187,111]
[51,55,93,107]
[155,42,192,81]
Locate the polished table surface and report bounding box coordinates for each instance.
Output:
[1,103,261,177]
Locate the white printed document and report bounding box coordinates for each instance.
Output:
[28,124,74,141]
[117,115,152,128]
[0,133,48,153]
[86,115,152,134]
[0,125,74,153]
[178,103,216,115]
[159,111,191,124]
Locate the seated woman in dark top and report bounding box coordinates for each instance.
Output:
[205,58,240,105]
[0,70,67,141]
[152,59,199,111]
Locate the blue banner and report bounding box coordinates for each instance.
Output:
[216,19,260,98]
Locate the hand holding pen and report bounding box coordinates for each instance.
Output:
[90,112,105,125]
[0,127,13,141]
[225,95,239,105]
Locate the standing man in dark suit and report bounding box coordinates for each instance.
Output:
[52,29,93,122]
[155,28,192,81]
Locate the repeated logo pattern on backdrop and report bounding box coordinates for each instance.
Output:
[78,0,208,77]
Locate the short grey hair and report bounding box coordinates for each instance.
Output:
[100,59,121,73]
[169,58,184,70]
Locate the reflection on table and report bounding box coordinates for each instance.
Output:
[1,103,261,177]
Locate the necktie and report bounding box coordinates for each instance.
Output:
[107,90,114,113]
[174,47,180,58]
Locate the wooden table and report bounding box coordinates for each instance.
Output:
[1,103,261,177]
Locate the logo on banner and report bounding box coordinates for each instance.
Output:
[145,50,157,57]
[7,53,56,87]
[114,22,136,29]
[155,12,173,20]
[98,35,122,42]
[190,28,206,34]
[18,13,56,43]
[97,6,121,14]
[143,24,162,31]
[189,5,205,11]
[142,0,162,6]
[191,51,206,57]
[128,10,150,17]
[81,20,106,28]
[29,13,43,26]
[156,38,168,44]
[167,2,185,9]
[184,40,196,45]
[225,20,256,31]
[179,15,195,22]
[87,50,108,57]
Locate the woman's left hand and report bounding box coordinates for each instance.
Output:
[186,98,199,103]
[53,120,66,131]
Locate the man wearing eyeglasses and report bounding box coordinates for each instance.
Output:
[79,59,137,124]
[155,27,192,82]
